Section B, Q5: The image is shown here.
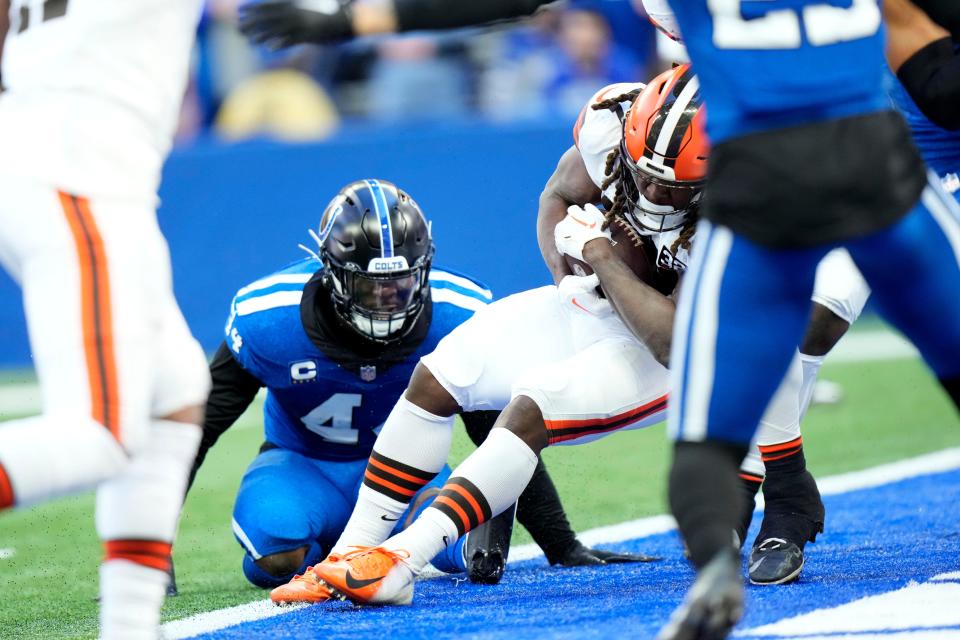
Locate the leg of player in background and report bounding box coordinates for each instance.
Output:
[96,408,202,640]
[0,186,209,640]
[844,178,960,409]
[659,221,826,640]
[744,256,869,585]
[0,189,132,510]
[745,355,823,586]
[94,210,209,640]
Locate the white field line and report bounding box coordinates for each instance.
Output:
[0,329,918,418]
[161,446,960,640]
[738,573,960,638]
[0,548,15,560]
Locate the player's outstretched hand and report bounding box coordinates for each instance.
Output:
[239,0,354,49]
[554,203,611,262]
[555,540,662,566]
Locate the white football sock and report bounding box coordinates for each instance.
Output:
[99,560,168,640]
[96,419,200,640]
[386,428,538,572]
[798,352,826,417]
[332,397,454,554]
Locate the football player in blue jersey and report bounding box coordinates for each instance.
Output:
[615,3,960,640]
[181,179,647,602]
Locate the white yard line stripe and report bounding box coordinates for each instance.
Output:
[0,329,921,418]
[162,599,308,640]
[161,446,960,640]
[0,548,15,560]
[827,330,918,363]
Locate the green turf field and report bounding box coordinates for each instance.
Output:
[0,348,958,639]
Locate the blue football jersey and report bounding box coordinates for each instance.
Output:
[224,258,492,461]
[670,0,889,143]
[887,55,960,181]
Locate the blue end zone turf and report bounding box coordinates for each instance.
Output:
[194,469,960,639]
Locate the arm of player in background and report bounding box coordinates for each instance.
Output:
[538,146,603,284]
[185,341,265,492]
[390,0,553,33]
[240,0,554,49]
[885,0,960,130]
[582,238,677,367]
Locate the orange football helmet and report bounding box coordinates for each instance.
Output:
[619,63,708,234]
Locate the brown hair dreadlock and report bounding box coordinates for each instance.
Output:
[590,89,699,257]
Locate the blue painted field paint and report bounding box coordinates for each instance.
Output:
[0,121,569,367]
[191,468,960,639]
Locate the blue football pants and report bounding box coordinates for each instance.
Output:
[669,175,960,446]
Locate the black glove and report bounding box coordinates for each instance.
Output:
[553,540,662,567]
[239,0,354,49]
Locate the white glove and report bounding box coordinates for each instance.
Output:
[554,203,611,262]
[557,273,612,317]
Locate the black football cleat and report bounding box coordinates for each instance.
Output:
[656,548,743,640]
[748,538,804,585]
[464,504,516,585]
[750,467,824,585]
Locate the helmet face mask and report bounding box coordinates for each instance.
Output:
[316,180,435,344]
[619,138,704,234]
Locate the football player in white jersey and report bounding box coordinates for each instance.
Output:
[548,64,871,586]
[0,2,209,638]
[266,66,872,607]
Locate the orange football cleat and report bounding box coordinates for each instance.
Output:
[269,567,339,605]
[311,546,415,605]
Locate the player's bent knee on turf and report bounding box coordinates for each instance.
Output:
[256,547,310,578]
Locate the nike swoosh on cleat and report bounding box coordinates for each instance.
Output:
[749,558,764,573]
[380,515,399,521]
[344,571,385,590]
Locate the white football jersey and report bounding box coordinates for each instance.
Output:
[0,0,203,199]
[575,81,692,274]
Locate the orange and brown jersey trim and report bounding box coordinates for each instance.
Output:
[0,462,14,510]
[104,539,172,572]
[58,192,120,442]
[759,436,803,463]
[362,450,436,503]
[544,394,668,446]
[430,477,493,538]
[738,471,764,485]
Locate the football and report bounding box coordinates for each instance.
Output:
[564,217,675,294]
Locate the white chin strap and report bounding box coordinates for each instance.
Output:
[630,193,689,234]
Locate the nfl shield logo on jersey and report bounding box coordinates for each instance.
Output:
[360,365,377,382]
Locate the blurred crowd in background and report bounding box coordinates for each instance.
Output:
[180,0,673,143]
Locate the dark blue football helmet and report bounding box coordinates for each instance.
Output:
[314,179,435,343]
